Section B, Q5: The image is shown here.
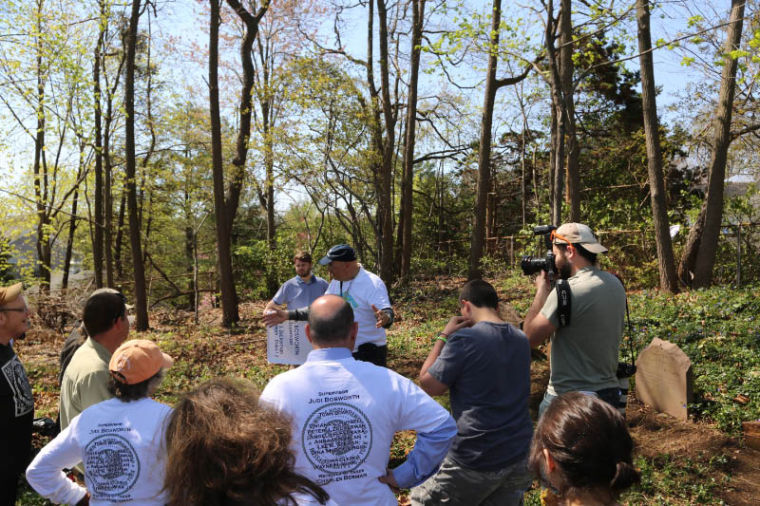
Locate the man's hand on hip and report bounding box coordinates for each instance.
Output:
[378,468,400,494]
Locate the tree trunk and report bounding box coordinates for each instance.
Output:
[261,90,278,295]
[124,0,149,330]
[467,0,534,277]
[103,18,124,288]
[468,0,502,280]
[560,0,580,221]
[365,0,384,271]
[209,0,239,327]
[214,0,270,326]
[678,0,745,288]
[63,145,84,291]
[515,88,530,228]
[92,3,105,288]
[636,0,679,293]
[397,0,425,284]
[32,0,51,290]
[548,104,557,221]
[114,190,126,280]
[139,28,157,267]
[185,222,194,310]
[184,177,195,310]
[375,0,396,283]
[546,0,565,225]
[104,82,115,287]
[250,16,278,296]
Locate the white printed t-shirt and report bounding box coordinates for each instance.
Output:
[278,491,338,505]
[325,266,391,348]
[26,397,171,505]
[261,348,456,506]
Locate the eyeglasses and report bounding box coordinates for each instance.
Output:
[550,229,573,246]
[0,307,28,313]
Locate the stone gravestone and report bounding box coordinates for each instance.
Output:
[635,337,693,421]
[743,421,760,451]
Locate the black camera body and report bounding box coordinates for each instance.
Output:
[521,225,558,279]
[616,362,637,379]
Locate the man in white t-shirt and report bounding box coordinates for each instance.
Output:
[261,295,456,506]
[27,339,174,505]
[264,244,393,366]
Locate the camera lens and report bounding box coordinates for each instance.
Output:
[521,256,549,276]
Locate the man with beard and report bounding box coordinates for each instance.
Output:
[0,283,34,505]
[263,244,393,367]
[263,251,328,315]
[523,223,626,418]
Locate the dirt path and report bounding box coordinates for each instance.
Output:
[627,395,760,505]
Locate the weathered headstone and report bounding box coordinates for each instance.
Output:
[635,337,693,421]
[743,421,760,451]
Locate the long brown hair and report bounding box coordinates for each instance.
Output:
[164,378,329,505]
[529,392,640,500]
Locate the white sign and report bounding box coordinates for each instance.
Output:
[267,320,312,364]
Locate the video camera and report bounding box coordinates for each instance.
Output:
[520,225,558,281]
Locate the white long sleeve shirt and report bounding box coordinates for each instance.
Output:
[261,347,457,506]
[26,397,171,505]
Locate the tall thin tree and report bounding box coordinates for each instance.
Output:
[92,1,105,288]
[124,0,149,330]
[209,0,237,327]
[375,0,397,283]
[397,0,425,284]
[468,0,533,279]
[636,0,679,293]
[560,0,580,221]
[679,0,745,288]
[208,0,270,327]
[545,0,566,225]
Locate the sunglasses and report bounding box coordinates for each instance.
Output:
[550,230,573,246]
[0,307,28,313]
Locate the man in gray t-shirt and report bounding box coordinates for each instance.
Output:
[413,280,533,506]
[523,223,626,417]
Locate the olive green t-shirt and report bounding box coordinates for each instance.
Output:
[541,266,626,394]
[59,337,113,431]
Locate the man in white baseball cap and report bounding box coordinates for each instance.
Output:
[523,223,627,417]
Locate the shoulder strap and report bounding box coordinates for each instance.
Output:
[608,271,637,373]
[556,279,571,327]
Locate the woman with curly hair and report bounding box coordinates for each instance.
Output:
[529,392,640,506]
[164,378,335,506]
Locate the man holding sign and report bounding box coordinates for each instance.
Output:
[263,244,394,367]
[264,251,328,314]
